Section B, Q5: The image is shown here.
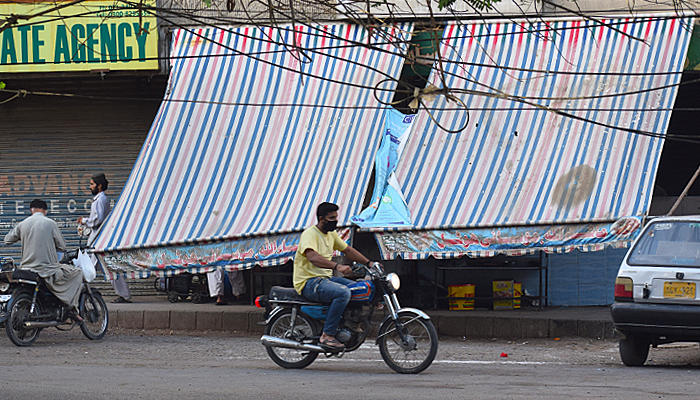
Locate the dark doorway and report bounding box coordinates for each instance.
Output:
[656,72,700,196]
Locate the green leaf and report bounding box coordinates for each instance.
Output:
[0,82,5,90]
[438,0,455,9]
[439,0,502,11]
[203,0,212,7]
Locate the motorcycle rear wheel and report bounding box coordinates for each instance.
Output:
[265,308,319,369]
[6,292,41,347]
[377,312,439,374]
[79,292,109,340]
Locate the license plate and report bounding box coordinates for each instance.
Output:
[663,281,696,299]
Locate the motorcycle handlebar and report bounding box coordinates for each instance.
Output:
[59,247,90,264]
[351,261,384,276]
[351,263,365,274]
[0,256,15,271]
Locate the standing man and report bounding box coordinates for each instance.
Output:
[207,268,246,305]
[5,199,84,322]
[77,173,131,303]
[293,202,373,349]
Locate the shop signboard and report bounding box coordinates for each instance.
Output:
[686,21,700,71]
[0,0,159,73]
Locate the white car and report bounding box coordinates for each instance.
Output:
[611,215,700,366]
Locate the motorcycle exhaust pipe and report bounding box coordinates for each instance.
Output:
[261,335,326,353]
[24,321,62,329]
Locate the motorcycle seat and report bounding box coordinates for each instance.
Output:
[12,269,40,282]
[269,286,313,303]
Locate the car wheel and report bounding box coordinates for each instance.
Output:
[619,333,649,366]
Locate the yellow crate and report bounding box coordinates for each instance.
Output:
[493,280,514,310]
[448,284,475,310]
[514,282,522,309]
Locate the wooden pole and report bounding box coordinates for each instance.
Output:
[667,162,700,216]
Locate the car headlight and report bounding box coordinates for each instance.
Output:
[385,273,400,291]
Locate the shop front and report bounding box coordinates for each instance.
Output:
[91,17,695,307]
[360,17,693,306]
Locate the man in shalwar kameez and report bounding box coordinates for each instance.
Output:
[77,173,131,303]
[4,199,84,319]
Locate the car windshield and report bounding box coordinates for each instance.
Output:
[628,221,700,267]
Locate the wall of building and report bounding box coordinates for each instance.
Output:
[156,0,687,27]
[547,248,627,306]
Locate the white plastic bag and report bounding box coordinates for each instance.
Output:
[74,250,97,282]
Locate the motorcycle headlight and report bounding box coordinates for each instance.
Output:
[0,282,9,293]
[385,273,400,291]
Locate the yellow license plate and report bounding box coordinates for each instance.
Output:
[663,281,696,299]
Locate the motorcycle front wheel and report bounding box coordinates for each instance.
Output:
[79,291,109,340]
[265,308,319,369]
[377,312,439,374]
[6,292,41,347]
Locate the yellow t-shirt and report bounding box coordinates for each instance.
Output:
[293,225,348,294]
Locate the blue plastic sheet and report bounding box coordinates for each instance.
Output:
[351,108,415,228]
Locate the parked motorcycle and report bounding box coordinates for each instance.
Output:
[0,250,109,347]
[256,262,438,374]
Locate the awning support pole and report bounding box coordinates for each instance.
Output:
[667,162,700,216]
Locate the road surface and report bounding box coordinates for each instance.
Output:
[0,328,698,399]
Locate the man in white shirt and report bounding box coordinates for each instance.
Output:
[78,173,131,303]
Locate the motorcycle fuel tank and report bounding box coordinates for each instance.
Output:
[348,280,374,302]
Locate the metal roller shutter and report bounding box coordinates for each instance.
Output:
[0,77,165,261]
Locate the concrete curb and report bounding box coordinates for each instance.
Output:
[107,301,614,339]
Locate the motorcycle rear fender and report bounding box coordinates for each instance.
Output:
[264,305,298,325]
[84,288,102,297]
[263,304,320,327]
[375,308,431,343]
[0,296,9,323]
[0,287,33,323]
[4,287,35,311]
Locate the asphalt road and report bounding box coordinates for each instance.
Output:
[0,328,699,399]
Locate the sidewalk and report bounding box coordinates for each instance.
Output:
[105,295,614,339]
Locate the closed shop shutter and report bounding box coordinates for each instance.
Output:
[0,77,165,261]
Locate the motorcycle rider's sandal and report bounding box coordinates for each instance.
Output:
[319,338,344,349]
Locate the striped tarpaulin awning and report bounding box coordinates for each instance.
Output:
[372,17,693,259]
[92,23,411,277]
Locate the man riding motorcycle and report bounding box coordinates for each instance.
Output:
[4,199,84,323]
[293,202,372,350]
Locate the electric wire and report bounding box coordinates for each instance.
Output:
[2,0,700,139]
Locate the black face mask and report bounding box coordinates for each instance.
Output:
[322,219,338,232]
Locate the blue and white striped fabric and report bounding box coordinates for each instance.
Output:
[92,23,411,275]
[372,17,692,258]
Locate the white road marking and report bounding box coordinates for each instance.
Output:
[226,356,565,365]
